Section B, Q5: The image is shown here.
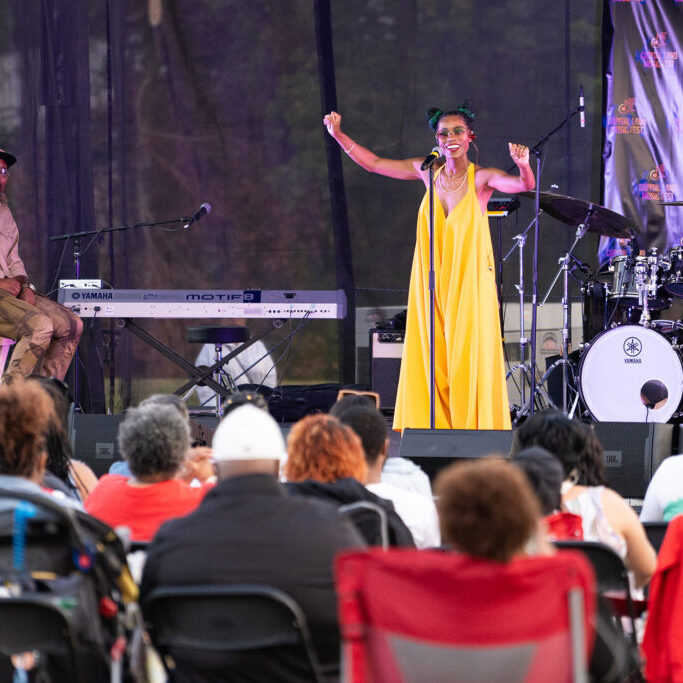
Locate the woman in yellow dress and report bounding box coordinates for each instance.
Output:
[323,104,535,430]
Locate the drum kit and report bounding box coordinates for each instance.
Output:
[516,193,683,424]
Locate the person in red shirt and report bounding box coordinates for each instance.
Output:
[85,402,213,541]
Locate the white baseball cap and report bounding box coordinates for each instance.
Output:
[212,404,286,462]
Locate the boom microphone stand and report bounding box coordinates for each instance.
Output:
[50,211,198,412]
[523,101,584,416]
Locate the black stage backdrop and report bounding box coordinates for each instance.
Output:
[600,0,683,264]
[0,0,605,410]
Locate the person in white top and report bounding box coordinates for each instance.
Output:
[514,410,656,589]
[330,397,440,548]
[640,454,683,522]
[194,331,277,409]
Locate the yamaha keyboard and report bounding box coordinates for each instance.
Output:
[57,288,347,319]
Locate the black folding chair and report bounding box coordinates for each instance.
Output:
[143,584,327,683]
[0,488,132,682]
[554,541,639,641]
[338,501,389,549]
[0,595,83,682]
[642,521,668,554]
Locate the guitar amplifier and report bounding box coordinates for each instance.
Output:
[369,330,404,410]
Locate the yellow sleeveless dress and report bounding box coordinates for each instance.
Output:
[393,163,511,430]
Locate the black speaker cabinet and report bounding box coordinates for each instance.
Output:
[592,422,672,499]
[69,414,126,477]
[370,330,403,410]
[398,428,514,481]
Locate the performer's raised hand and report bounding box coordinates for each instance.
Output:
[508,142,530,167]
[323,111,342,137]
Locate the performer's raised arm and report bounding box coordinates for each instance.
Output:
[323,111,422,180]
[479,143,536,194]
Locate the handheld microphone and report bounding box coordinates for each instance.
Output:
[184,202,212,229]
[579,86,586,129]
[420,146,441,171]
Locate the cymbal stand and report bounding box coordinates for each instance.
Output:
[504,232,532,406]
[502,214,548,419]
[540,222,589,414]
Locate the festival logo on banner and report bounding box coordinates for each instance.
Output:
[636,32,679,68]
[674,113,683,134]
[632,164,679,202]
[607,98,647,134]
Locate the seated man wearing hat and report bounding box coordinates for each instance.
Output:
[0,148,82,381]
[141,404,364,681]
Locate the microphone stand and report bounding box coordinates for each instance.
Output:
[50,215,194,275]
[524,102,583,416]
[428,163,436,429]
[50,213,193,412]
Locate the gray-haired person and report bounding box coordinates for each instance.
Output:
[84,403,213,541]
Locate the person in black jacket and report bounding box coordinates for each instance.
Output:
[283,413,415,547]
[141,405,364,682]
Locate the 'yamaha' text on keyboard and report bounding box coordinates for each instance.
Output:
[57,289,347,319]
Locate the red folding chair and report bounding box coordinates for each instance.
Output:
[335,548,596,683]
[642,515,683,683]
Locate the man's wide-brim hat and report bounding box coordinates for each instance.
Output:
[0,149,17,167]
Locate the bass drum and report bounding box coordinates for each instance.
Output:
[579,324,683,422]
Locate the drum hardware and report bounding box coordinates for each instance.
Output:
[661,247,683,298]
[538,222,590,415]
[503,218,556,420]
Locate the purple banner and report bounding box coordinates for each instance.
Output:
[601,0,683,265]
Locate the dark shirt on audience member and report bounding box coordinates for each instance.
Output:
[285,477,416,548]
[140,473,364,682]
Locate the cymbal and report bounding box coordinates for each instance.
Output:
[659,201,683,207]
[519,191,636,239]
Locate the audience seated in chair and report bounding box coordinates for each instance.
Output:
[512,446,583,541]
[85,401,214,541]
[0,379,81,510]
[514,410,656,589]
[283,413,415,547]
[434,458,631,683]
[141,404,364,682]
[330,392,434,499]
[330,397,440,548]
[26,375,98,501]
[640,453,683,523]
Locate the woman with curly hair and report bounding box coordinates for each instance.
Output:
[284,414,414,547]
[514,411,656,588]
[0,379,80,509]
[323,105,534,430]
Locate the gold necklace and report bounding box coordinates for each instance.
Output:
[438,164,469,194]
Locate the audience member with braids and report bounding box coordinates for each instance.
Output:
[324,104,534,430]
[26,376,98,501]
[0,379,81,508]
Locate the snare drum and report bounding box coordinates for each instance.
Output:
[608,255,669,310]
[579,324,683,422]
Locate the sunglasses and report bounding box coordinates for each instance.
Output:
[436,127,468,138]
[336,389,380,410]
